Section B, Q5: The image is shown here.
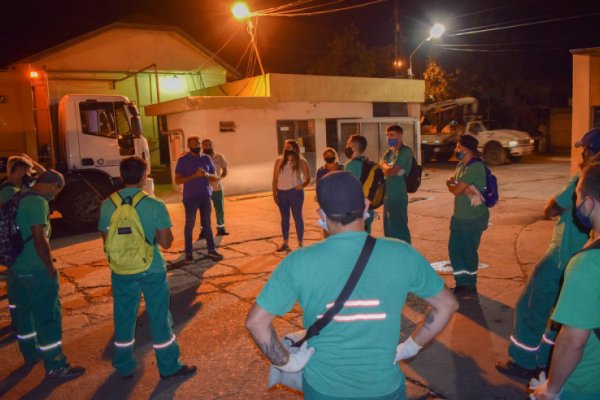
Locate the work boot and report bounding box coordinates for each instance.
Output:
[495,360,540,380]
[216,227,229,236]
[160,364,197,380]
[206,250,224,261]
[45,364,86,380]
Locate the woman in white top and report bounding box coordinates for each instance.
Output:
[272,139,310,252]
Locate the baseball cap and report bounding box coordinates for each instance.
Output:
[316,171,365,216]
[459,134,480,154]
[575,128,600,153]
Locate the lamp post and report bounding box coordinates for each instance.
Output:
[232,2,265,76]
[408,23,445,79]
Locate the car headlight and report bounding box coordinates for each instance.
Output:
[530,139,535,144]
[509,140,518,147]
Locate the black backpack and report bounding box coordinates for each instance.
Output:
[405,155,422,194]
[0,191,38,267]
[359,159,386,210]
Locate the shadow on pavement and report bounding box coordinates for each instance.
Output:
[149,372,196,400]
[89,260,212,399]
[0,325,15,349]
[0,363,37,397]
[19,376,76,400]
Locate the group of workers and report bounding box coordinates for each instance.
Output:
[1,126,599,399]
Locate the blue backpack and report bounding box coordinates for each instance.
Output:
[466,158,498,208]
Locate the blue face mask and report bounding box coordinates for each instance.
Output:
[455,151,465,160]
[387,138,398,147]
[575,199,594,229]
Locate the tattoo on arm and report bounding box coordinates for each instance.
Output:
[424,311,434,331]
[256,326,289,366]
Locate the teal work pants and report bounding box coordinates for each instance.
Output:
[111,271,183,376]
[7,271,67,371]
[508,250,562,369]
[449,216,487,288]
[383,197,411,244]
[211,190,225,227]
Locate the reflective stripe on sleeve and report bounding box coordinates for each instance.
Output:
[510,335,539,352]
[153,335,176,349]
[8,304,16,309]
[17,332,37,340]
[114,339,135,348]
[38,340,62,351]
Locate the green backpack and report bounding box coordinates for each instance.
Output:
[104,191,154,275]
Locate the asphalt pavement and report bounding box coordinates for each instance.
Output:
[0,154,572,399]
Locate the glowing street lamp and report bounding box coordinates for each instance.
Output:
[231,2,265,75]
[408,23,445,79]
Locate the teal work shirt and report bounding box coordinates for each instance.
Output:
[452,160,488,220]
[381,146,412,200]
[552,249,600,398]
[546,175,589,270]
[98,188,172,274]
[257,231,444,398]
[11,192,51,274]
[344,156,366,181]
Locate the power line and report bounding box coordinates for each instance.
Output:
[258,0,387,17]
[450,12,600,36]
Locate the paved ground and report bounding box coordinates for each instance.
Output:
[0,154,572,399]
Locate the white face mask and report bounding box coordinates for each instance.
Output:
[364,211,370,220]
[317,218,329,232]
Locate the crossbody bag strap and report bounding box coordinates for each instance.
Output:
[293,235,377,348]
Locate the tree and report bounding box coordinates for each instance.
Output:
[423,60,450,103]
[308,24,382,77]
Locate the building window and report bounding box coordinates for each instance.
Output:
[219,121,236,132]
[276,120,315,155]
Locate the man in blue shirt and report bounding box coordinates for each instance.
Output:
[175,136,223,262]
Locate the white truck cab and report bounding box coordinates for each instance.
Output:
[465,121,535,165]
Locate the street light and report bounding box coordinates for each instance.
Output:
[408,23,445,79]
[231,2,266,76]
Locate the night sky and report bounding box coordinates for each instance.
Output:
[2,0,600,83]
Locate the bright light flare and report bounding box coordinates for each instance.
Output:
[30,71,40,79]
[232,2,251,20]
[429,23,445,39]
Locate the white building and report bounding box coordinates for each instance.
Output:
[145,73,425,195]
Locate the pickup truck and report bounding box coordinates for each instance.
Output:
[421,120,535,165]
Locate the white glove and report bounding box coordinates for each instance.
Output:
[273,341,315,373]
[467,185,484,207]
[529,371,561,400]
[396,168,406,177]
[393,336,422,364]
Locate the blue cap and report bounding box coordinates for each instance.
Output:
[575,128,600,154]
[316,171,364,215]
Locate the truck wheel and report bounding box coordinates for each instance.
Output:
[58,183,104,228]
[508,154,522,163]
[436,151,453,162]
[422,146,433,163]
[484,142,506,165]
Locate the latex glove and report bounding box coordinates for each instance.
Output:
[396,168,406,177]
[467,184,484,207]
[393,336,422,364]
[529,372,561,400]
[273,341,315,373]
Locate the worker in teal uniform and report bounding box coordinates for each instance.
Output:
[8,170,85,379]
[446,135,489,296]
[98,156,196,379]
[496,128,598,380]
[380,124,413,243]
[344,134,375,233]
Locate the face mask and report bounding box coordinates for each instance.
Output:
[21,174,34,188]
[344,147,354,158]
[455,151,465,160]
[203,148,214,156]
[387,138,398,147]
[190,147,201,154]
[324,156,336,164]
[317,218,329,232]
[364,211,371,220]
[575,198,594,229]
[284,150,294,159]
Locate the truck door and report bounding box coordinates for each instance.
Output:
[77,100,135,176]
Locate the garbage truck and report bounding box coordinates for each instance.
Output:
[0,64,152,227]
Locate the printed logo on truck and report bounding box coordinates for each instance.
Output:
[95,158,121,167]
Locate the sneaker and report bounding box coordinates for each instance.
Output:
[216,227,230,236]
[206,250,224,261]
[160,364,197,380]
[495,360,540,380]
[197,230,205,241]
[185,254,194,263]
[276,244,290,252]
[45,364,86,380]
